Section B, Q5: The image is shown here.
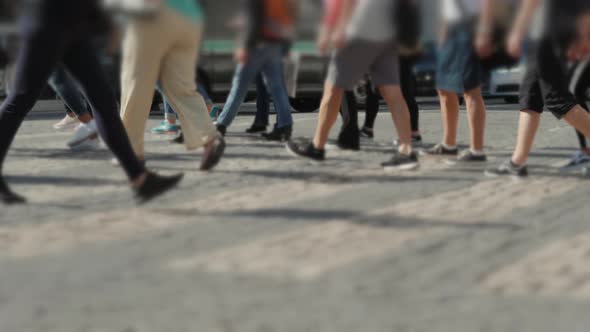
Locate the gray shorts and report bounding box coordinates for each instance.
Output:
[326,39,400,90]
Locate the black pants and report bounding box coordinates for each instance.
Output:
[338,91,359,144]
[0,13,145,180]
[568,60,590,149]
[363,56,420,132]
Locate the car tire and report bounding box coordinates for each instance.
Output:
[290,97,321,113]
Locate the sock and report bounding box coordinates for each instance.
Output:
[470,149,485,156]
[441,143,457,150]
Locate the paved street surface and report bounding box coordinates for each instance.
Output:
[1,100,590,332]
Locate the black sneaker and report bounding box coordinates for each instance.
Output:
[200,134,226,171]
[381,151,419,171]
[0,178,26,205]
[485,160,528,178]
[245,124,267,134]
[170,131,184,144]
[421,143,458,156]
[360,127,374,139]
[393,135,423,147]
[216,124,227,137]
[286,139,325,162]
[446,150,487,164]
[134,171,184,205]
[262,125,292,142]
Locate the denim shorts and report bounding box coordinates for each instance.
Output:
[436,23,482,94]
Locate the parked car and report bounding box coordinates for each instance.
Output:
[488,64,525,103]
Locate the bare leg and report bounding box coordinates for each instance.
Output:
[512,110,541,165]
[463,87,486,151]
[438,89,460,147]
[313,81,344,149]
[564,105,590,141]
[379,85,413,155]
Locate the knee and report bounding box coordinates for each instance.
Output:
[437,89,455,103]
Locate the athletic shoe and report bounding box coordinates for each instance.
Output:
[0,178,26,205]
[485,160,528,178]
[560,151,590,172]
[216,124,227,137]
[69,137,100,151]
[286,139,325,162]
[200,134,226,171]
[421,143,458,156]
[381,151,419,171]
[393,135,423,148]
[151,121,180,134]
[171,131,184,144]
[262,125,292,142]
[67,121,98,149]
[446,150,487,164]
[360,127,374,139]
[245,124,267,134]
[53,114,79,131]
[134,171,183,205]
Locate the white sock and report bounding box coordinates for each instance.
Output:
[441,143,457,150]
[86,119,97,131]
[470,149,485,156]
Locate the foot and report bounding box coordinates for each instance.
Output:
[0,177,26,205]
[446,150,487,164]
[421,143,458,156]
[286,138,325,162]
[262,125,292,142]
[170,131,184,144]
[381,151,419,171]
[216,124,227,137]
[485,160,528,178]
[560,151,590,172]
[393,135,423,148]
[200,134,226,171]
[67,121,98,149]
[360,127,374,139]
[53,114,79,131]
[151,121,180,135]
[245,124,267,134]
[134,171,183,204]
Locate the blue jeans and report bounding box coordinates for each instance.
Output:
[48,66,90,117]
[217,43,293,128]
[253,73,270,126]
[160,82,212,119]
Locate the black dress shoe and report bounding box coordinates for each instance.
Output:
[262,125,292,142]
[134,171,183,205]
[245,124,267,134]
[171,131,184,144]
[200,135,226,171]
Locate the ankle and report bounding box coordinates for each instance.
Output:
[131,172,148,188]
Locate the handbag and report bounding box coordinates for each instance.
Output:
[101,0,162,17]
[454,0,518,70]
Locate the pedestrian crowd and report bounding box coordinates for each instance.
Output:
[0,0,589,205]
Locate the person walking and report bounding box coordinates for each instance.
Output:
[423,0,493,163]
[214,0,297,142]
[0,0,183,204]
[119,0,225,170]
[486,0,590,177]
[287,0,419,170]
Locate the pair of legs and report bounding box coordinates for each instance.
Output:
[49,65,92,123]
[120,8,218,160]
[437,87,486,151]
[0,10,174,203]
[216,43,293,130]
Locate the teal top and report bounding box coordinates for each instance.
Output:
[166,0,204,22]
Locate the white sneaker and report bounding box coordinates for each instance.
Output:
[53,115,79,131]
[69,137,100,151]
[67,120,98,148]
[560,151,590,172]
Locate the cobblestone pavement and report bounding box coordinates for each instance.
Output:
[1,101,589,332]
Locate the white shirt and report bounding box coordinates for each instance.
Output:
[346,0,395,41]
[442,0,482,23]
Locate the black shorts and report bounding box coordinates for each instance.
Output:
[519,39,578,119]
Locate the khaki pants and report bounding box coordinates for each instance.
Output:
[120,8,216,156]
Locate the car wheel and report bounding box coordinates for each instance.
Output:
[290,97,321,113]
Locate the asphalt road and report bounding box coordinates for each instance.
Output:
[1,100,589,332]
